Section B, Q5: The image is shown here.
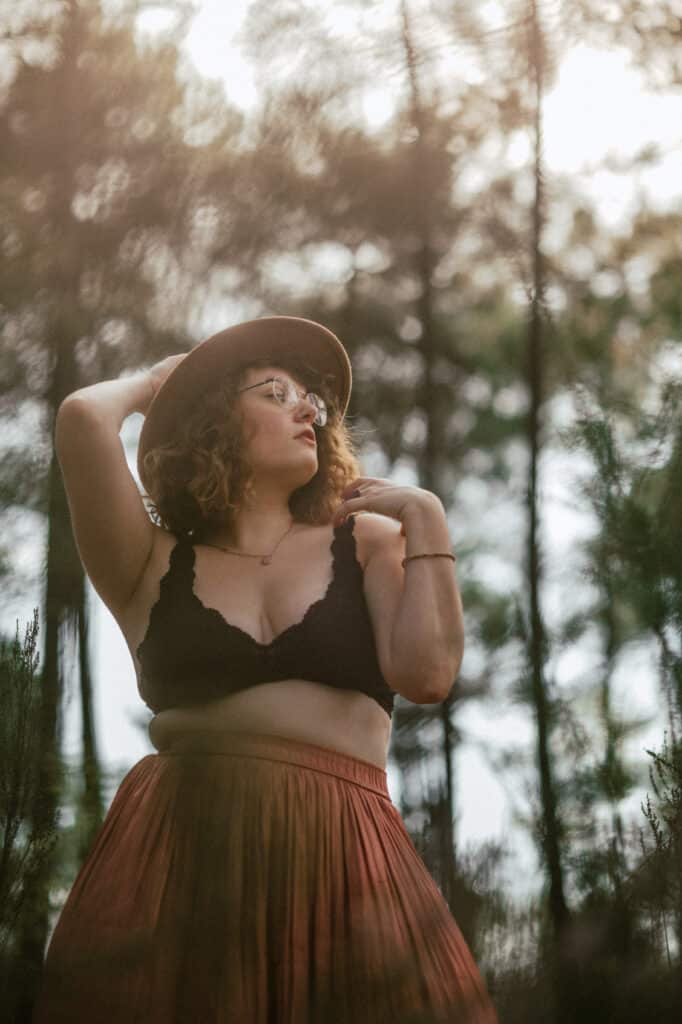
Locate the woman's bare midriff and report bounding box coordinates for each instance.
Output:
[147,679,392,769]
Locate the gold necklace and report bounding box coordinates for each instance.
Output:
[201,520,296,566]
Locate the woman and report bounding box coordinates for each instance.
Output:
[33,316,498,1023]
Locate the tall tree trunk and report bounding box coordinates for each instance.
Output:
[599,572,627,845]
[77,573,104,861]
[526,0,569,943]
[14,334,80,1020]
[13,5,102,1016]
[400,0,459,910]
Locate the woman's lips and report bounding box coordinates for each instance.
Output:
[297,434,316,445]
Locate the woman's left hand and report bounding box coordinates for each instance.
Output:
[332,477,440,534]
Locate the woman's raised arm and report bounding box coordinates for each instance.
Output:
[54,357,183,616]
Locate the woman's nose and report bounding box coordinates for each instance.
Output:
[296,396,318,421]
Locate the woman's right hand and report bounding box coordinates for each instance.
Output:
[138,353,187,416]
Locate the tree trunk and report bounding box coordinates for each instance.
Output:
[526,0,569,942]
[400,0,459,910]
[77,572,104,861]
[13,348,77,1019]
[13,6,91,1012]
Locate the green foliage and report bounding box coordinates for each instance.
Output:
[564,377,682,714]
[640,733,682,959]
[0,610,59,1004]
[0,0,246,398]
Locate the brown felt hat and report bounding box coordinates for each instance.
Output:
[137,315,352,490]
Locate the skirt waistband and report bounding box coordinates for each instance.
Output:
[157,731,390,800]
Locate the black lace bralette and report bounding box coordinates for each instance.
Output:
[135,516,396,717]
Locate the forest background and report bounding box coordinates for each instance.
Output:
[1,0,681,1022]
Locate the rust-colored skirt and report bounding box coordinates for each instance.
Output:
[33,731,498,1024]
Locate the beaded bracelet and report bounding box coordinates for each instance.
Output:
[402,552,457,568]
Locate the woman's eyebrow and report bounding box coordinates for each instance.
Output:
[273,374,309,396]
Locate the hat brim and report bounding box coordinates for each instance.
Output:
[136,316,352,490]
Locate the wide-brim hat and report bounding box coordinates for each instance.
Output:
[137,315,352,490]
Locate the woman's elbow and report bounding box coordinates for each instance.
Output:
[393,667,457,706]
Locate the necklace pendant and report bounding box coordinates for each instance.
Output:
[261,555,272,566]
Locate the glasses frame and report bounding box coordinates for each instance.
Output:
[237,375,328,427]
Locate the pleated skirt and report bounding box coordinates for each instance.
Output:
[32,731,498,1024]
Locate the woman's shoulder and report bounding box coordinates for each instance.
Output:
[150,524,190,554]
[134,526,192,594]
[351,513,404,571]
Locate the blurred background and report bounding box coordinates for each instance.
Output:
[1,0,681,1021]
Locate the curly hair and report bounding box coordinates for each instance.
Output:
[139,353,362,542]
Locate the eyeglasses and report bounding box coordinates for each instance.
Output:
[237,375,328,427]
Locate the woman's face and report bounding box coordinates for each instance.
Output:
[235,364,321,484]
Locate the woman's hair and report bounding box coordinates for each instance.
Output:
[140,353,362,541]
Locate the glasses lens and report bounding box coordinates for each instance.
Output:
[272,378,288,403]
[304,392,327,426]
[310,396,327,426]
[277,378,327,426]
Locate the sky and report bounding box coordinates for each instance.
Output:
[4,0,681,903]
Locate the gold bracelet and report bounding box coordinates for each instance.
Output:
[402,552,457,568]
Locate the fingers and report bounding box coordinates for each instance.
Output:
[342,477,375,496]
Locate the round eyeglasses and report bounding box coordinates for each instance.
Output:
[238,375,328,427]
